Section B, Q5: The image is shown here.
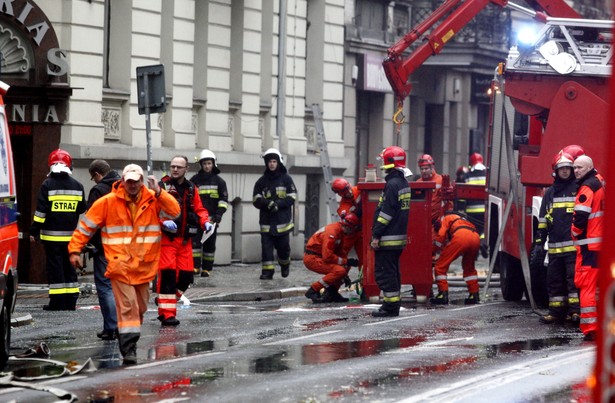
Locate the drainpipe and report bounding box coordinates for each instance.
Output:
[276,0,287,154]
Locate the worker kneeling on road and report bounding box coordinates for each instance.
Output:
[431,211,480,305]
[304,213,361,303]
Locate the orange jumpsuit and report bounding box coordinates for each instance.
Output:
[571,170,604,336]
[337,186,363,266]
[304,222,352,292]
[433,213,480,293]
[417,172,453,222]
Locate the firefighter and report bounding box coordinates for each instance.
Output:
[157,155,210,326]
[431,211,481,305]
[30,149,86,311]
[69,164,180,365]
[252,148,297,279]
[370,146,411,317]
[416,154,453,223]
[454,165,469,212]
[190,150,229,278]
[331,178,363,267]
[463,153,486,235]
[571,155,604,342]
[304,213,361,303]
[531,151,580,325]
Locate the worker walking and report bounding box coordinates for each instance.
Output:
[252,148,297,280]
[69,164,180,364]
[431,211,481,305]
[370,146,411,317]
[532,151,580,325]
[304,213,361,303]
[87,160,121,340]
[190,150,228,278]
[30,149,86,311]
[463,152,486,235]
[571,155,604,341]
[157,156,210,326]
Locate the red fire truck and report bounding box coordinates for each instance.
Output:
[0,81,19,368]
[383,0,612,306]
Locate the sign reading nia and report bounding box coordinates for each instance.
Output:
[6,104,59,123]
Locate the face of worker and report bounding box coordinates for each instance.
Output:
[201,160,214,174]
[339,188,353,199]
[556,166,572,180]
[123,178,143,197]
[267,159,278,171]
[573,161,591,179]
[419,165,434,180]
[170,157,188,181]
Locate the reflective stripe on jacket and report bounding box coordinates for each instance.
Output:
[372,169,410,250]
[571,170,604,251]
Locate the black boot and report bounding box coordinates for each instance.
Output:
[118,332,140,365]
[322,287,349,303]
[259,270,274,280]
[430,291,449,305]
[281,264,290,278]
[43,294,65,311]
[305,287,323,303]
[464,292,480,305]
[372,302,400,317]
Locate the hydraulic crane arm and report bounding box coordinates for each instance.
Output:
[383,0,579,104]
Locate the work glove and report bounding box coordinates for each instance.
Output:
[267,201,278,212]
[346,258,359,267]
[162,220,177,231]
[529,243,546,269]
[204,222,213,232]
[213,214,222,224]
[343,276,352,288]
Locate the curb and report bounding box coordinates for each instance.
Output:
[11,313,33,327]
[190,287,308,302]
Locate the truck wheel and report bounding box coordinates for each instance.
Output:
[0,299,10,368]
[499,252,524,301]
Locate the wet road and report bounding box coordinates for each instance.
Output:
[1,288,593,402]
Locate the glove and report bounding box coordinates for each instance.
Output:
[339,210,347,219]
[204,222,213,232]
[346,258,359,267]
[343,276,352,288]
[268,201,278,212]
[213,214,222,224]
[529,244,546,269]
[162,220,177,231]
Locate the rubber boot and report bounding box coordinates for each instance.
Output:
[43,294,65,311]
[371,301,400,317]
[430,291,449,305]
[64,292,79,311]
[322,287,349,303]
[464,292,480,305]
[281,264,290,278]
[118,332,140,365]
[259,270,274,280]
[305,287,323,303]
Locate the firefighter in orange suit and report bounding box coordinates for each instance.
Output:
[304,213,361,303]
[69,164,181,365]
[331,178,363,266]
[157,155,210,327]
[431,211,480,305]
[571,155,605,341]
[416,154,453,223]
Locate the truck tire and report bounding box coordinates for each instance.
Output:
[0,298,10,368]
[498,252,525,301]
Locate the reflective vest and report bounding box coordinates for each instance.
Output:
[571,170,604,251]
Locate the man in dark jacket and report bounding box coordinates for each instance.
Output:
[190,150,228,277]
[370,146,410,317]
[30,149,86,311]
[252,148,297,280]
[88,159,121,340]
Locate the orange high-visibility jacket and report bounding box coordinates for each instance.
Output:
[305,222,350,266]
[68,181,181,284]
[418,172,453,221]
[571,170,605,251]
[434,212,478,248]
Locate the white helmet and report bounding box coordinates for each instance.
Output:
[198,149,220,174]
[261,148,284,164]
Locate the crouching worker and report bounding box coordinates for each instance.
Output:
[431,211,480,305]
[304,213,361,303]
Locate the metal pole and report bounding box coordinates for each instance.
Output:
[276,0,287,153]
[144,74,153,176]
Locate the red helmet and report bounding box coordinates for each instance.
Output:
[342,212,360,229]
[379,146,406,170]
[48,149,72,168]
[469,152,483,166]
[551,151,574,170]
[331,178,351,195]
[417,154,434,167]
[561,144,585,161]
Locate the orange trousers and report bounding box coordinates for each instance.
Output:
[434,230,480,293]
[304,254,347,291]
[574,249,599,335]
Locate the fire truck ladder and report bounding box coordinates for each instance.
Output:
[312,103,338,224]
